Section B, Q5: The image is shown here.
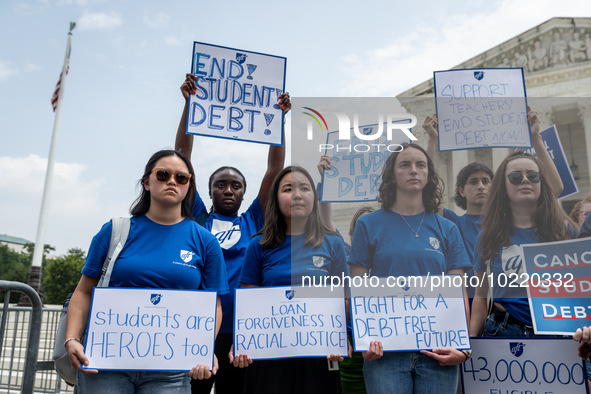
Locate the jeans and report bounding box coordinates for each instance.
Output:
[77,370,189,393]
[363,352,458,394]
[483,313,535,337]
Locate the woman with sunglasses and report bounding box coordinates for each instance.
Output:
[175,74,290,393]
[470,111,574,339]
[234,166,348,393]
[65,150,229,393]
[348,143,472,394]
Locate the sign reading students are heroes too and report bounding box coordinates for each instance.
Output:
[187,42,286,146]
[233,286,348,360]
[83,288,217,371]
[434,68,531,151]
[350,276,470,352]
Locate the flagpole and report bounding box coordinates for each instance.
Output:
[20,22,75,305]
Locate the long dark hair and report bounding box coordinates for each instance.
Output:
[478,151,572,263]
[130,150,196,219]
[452,162,494,210]
[378,143,443,212]
[259,166,337,249]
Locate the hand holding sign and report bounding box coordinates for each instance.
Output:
[574,326,591,359]
[188,355,218,380]
[420,348,467,366]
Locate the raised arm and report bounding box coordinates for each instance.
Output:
[175,74,196,159]
[317,154,335,230]
[528,108,563,197]
[423,114,438,161]
[257,92,290,208]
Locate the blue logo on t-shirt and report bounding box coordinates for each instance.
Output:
[211,219,241,250]
[150,294,162,305]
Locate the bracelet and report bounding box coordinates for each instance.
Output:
[460,349,472,361]
[64,337,81,347]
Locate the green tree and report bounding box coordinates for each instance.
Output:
[0,244,30,302]
[41,248,86,305]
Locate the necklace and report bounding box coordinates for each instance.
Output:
[398,211,425,238]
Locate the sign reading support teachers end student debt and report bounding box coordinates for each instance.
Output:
[434,68,531,151]
[83,288,217,371]
[321,121,412,202]
[350,276,469,352]
[521,237,591,335]
[461,338,587,394]
[233,286,347,360]
[187,42,286,146]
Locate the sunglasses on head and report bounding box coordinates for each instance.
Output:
[507,171,540,185]
[151,168,191,185]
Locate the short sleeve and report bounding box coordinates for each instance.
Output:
[472,234,486,272]
[329,235,350,277]
[239,238,264,286]
[191,188,208,219]
[348,217,372,269]
[444,223,472,272]
[81,221,112,278]
[243,197,264,230]
[200,232,229,295]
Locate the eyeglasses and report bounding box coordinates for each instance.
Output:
[507,171,540,185]
[151,168,192,185]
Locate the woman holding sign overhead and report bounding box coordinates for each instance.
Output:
[65,150,229,393]
[348,143,472,394]
[176,73,290,394]
[235,165,349,393]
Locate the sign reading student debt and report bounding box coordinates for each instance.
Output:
[349,276,470,352]
[233,286,347,360]
[462,338,587,393]
[521,237,591,335]
[321,121,412,202]
[187,42,286,146]
[434,68,531,151]
[521,125,579,199]
[83,288,217,371]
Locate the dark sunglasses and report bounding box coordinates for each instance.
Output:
[507,171,540,185]
[151,168,192,185]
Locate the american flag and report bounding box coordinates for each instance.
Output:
[50,64,68,112]
[51,24,74,112]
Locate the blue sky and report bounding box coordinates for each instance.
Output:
[1,0,590,256]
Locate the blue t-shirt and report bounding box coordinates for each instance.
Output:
[473,227,538,325]
[192,190,264,333]
[580,213,591,238]
[240,233,349,287]
[349,209,471,277]
[82,215,229,294]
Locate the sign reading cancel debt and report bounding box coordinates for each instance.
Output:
[234,286,348,360]
[350,276,470,351]
[83,288,217,371]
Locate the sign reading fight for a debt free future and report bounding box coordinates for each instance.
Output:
[83,288,217,371]
[349,276,469,351]
[461,338,587,393]
[233,286,348,360]
[320,121,412,202]
[521,237,591,335]
[187,42,286,146]
[434,68,531,151]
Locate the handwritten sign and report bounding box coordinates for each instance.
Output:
[349,276,469,351]
[520,125,579,199]
[434,68,531,151]
[521,238,591,335]
[461,338,587,394]
[83,288,217,371]
[320,122,412,202]
[233,286,347,360]
[187,42,286,146]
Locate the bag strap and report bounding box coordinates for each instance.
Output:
[98,217,131,287]
[486,260,494,317]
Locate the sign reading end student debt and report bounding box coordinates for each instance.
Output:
[234,286,347,360]
[83,288,217,371]
[521,237,591,335]
[434,68,531,151]
[350,276,469,352]
[187,42,286,146]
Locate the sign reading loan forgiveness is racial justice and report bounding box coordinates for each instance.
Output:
[187,42,286,146]
[521,237,591,335]
[233,286,348,360]
[461,338,587,393]
[83,288,217,371]
[434,68,531,151]
[321,122,412,203]
[350,276,470,352]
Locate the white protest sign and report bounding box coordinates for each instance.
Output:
[187,42,286,146]
[234,285,347,360]
[434,68,531,151]
[321,122,411,202]
[461,338,587,394]
[350,276,469,351]
[83,288,217,371]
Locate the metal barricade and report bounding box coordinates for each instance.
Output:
[0,280,74,393]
